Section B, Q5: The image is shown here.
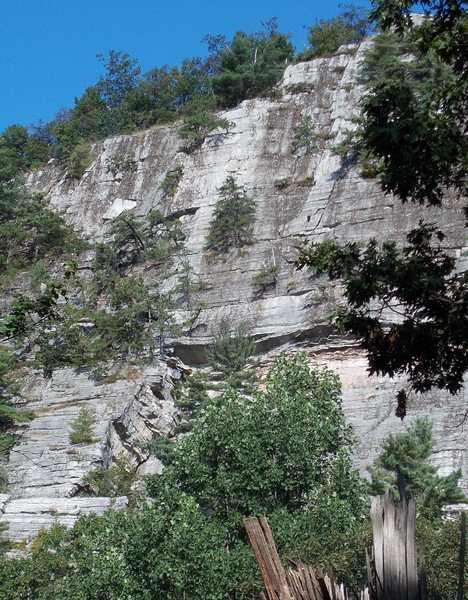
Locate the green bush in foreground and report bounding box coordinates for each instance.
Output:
[0,353,368,599]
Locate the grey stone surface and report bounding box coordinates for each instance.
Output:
[1,496,127,544]
[1,42,464,543]
[6,362,178,499]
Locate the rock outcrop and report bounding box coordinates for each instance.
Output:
[1,40,466,544]
[0,495,128,546]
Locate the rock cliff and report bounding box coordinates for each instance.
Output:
[1,41,466,545]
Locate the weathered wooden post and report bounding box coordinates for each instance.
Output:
[370,489,419,600]
[244,516,293,600]
[244,516,352,600]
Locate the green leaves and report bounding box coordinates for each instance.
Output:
[212,25,293,107]
[0,354,368,598]
[149,352,362,522]
[298,7,467,406]
[297,222,468,397]
[298,5,370,60]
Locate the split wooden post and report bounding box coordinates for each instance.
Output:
[244,516,351,600]
[244,516,293,600]
[370,490,419,600]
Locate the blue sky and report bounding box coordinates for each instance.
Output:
[0,0,372,131]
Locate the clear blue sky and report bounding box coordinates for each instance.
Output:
[0,0,372,132]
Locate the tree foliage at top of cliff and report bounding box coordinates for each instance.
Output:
[297,2,468,415]
[297,4,371,60]
[211,18,293,107]
[0,10,365,169]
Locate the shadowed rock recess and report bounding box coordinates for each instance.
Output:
[1,41,466,545]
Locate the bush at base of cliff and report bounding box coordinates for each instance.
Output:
[0,353,368,599]
[417,516,467,600]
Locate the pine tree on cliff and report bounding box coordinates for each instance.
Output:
[205,175,256,255]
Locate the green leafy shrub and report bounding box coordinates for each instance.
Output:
[105,154,138,177]
[296,175,315,186]
[205,175,256,255]
[273,177,292,189]
[298,5,369,60]
[148,352,368,587]
[81,454,137,497]
[252,264,278,294]
[69,406,96,444]
[416,516,467,600]
[146,436,177,465]
[0,354,368,598]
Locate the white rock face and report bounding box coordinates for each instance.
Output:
[6,363,178,499]
[3,42,465,544]
[0,496,127,545]
[102,198,138,220]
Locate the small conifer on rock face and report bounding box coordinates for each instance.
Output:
[204,175,256,255]
[69,406,96,444]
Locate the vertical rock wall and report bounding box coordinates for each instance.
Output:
[2,41,465,544]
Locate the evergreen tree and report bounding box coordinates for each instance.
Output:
[205,175,256,255]
[212,22,293,107]
[0,347,33,456]
[69,407,96,444]
[206,318,256,392]
[108,213,146,263]
[369,417,465,519]
[178,96,231,151]
[299,5,369,60]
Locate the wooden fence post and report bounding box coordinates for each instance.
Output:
[244,516,293,600]
[370,490,419,600]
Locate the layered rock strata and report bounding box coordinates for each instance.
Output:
[1,40,466,544]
